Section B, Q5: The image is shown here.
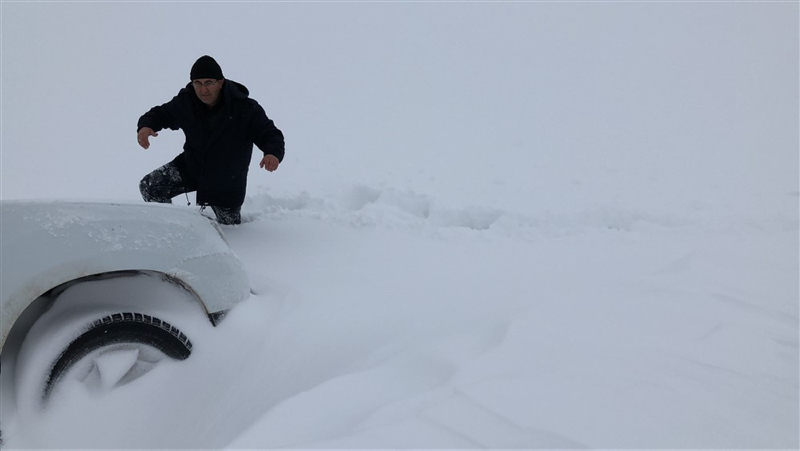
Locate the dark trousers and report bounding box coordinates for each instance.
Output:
[139,162,242,225]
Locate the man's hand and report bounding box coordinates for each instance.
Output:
[259,154,280,172]
[137,127,158,149]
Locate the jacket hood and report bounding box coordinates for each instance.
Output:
[225,79,249,98]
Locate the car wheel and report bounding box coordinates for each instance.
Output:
[10,273,209,416]
[43,312,193,402]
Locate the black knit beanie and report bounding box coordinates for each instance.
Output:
[190,55,224,80]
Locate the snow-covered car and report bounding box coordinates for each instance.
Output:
[0,201,249,412]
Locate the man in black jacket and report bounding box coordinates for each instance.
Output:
[137,55,284,225]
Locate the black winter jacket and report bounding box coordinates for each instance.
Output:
[138,80,284,208]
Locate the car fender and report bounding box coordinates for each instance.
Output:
[0,200,250,352]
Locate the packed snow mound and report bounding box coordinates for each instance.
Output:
[228,186,797,449]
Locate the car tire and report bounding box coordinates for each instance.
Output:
[43,312,193,402]
[8,273,208,416]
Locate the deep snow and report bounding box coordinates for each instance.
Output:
[1,1,798,449]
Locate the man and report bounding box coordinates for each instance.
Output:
[137,55,284,225]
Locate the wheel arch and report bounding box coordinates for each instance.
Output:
[0,270,226,361]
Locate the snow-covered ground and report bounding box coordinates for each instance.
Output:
[2,2,798,449]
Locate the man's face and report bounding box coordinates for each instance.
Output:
[192,78,224,107]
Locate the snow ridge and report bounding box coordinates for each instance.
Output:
[243,184,799,238]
